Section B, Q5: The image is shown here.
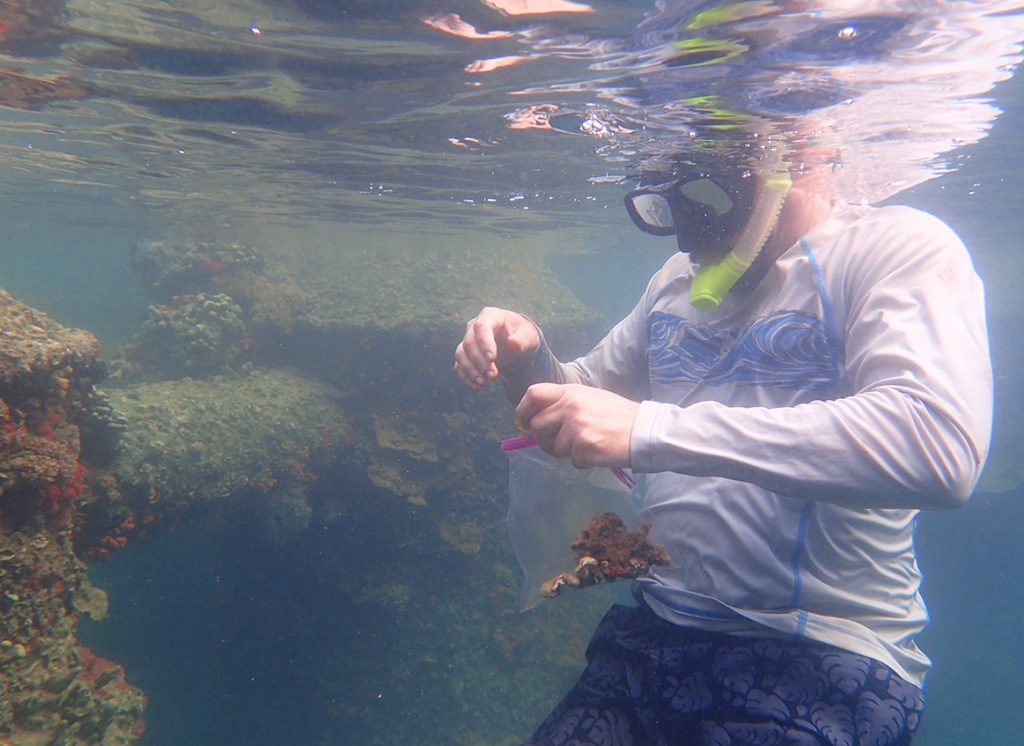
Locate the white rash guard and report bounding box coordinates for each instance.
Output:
[505,203,992,687]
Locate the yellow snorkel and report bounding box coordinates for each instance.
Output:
[690,164,791,311]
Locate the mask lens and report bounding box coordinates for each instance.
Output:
[624,191,676,235]
[625,170,754,250]
[678,178,734,216]
[632,192,674,228]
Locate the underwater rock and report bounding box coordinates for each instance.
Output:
[0,288,101,393]
[65,647,147,743]
[74,387,127,466]
[127,235,314,360]
[439,515,486,555]
[215,268,309,341]
[129,239,264,300]
[117,292,246,380]
[252,481,314,546]
[95,368,349,529]
[280,241,597,333]
[238,238,604,514]
[0,286,145,743]
[0,293,94,529]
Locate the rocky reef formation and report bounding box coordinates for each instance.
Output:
[116,234,600,510]
[78,368,350,551]
[117,292,246,380]
[263,240,601,509]
[128,240,264,301]
[115,240,308,384]
[0,289,145,744]
[6,231,607,745]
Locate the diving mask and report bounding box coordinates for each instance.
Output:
[624,164,791,310]
[624,170,757,257]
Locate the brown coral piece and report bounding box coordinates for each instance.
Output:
[539,512,670,599]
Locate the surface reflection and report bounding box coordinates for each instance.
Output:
[0,1,1017,232]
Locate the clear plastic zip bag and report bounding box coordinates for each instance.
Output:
[503,437,661,611]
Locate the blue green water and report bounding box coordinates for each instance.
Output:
[1,1,1022,744]
[73,489,1024,744]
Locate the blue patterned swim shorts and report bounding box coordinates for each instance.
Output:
[524,603,923,746]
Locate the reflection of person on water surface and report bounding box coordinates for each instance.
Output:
[455,148,992,743]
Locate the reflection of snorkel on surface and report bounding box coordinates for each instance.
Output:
[689,167,791,310]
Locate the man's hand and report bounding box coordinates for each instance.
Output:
[515,382,639,469]
[454,307,541,390]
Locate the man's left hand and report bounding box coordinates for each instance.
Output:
[515,383,639,469]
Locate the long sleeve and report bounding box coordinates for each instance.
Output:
[630,208,992,509]
[501,272,664,403]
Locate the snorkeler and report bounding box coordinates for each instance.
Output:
[454,145,992,743]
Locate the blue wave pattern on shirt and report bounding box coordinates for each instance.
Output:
[647,310,840,390]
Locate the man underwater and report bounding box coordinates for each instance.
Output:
[454,147,992,744]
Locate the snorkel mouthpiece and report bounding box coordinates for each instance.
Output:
[690,169,792,311]
[690,252,751,310]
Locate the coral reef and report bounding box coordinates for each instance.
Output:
[116,292,246,380]
[74,368,350,551]
[281,241,598,333]
[0,533,144,743]
[74,387,128,466]
[439,515,486,555]
[120,239,312,380]
[129,240,264,301]
[0,290,101,396]
[246,238,602,515]
[215,268,309,342]
[31,232,611,745]
[540,512,670,598]
[0,288,145,743]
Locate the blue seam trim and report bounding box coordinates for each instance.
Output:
[799,237,843,358]
[910,513,930,626]
[793,609,809,640]
[788,500,815,639]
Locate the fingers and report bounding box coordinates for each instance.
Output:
[454,307,508,389]
[454,342,495,390]
[514,382,563,429]
[517,383,585,461]
[516,383,638,469]
[453,307,537,390]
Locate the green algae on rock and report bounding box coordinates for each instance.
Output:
[272,241,598,333]
[129,239,264,301]
[116,292,246,381]
[104,368,349,519]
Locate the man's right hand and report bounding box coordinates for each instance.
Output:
[454,307,541,390]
